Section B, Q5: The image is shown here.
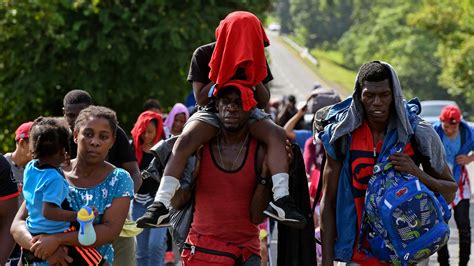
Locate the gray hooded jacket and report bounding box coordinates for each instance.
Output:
[318,61,447,262]
[329,61,445,173]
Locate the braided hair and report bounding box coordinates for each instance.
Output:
[29,117,71,159]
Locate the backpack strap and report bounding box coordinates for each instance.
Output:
[334,135,348,159]
[312,156,325,214]
[460,125,467,147]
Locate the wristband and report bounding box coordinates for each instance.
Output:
[257,176,272,188]
[208,84,216,97]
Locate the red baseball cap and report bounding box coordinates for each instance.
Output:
[15,121,34,141]
[439,105,462,124]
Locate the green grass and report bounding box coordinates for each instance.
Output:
[288,35,305,48]
[310,49,356,96]
[285,36,356,96]
[263,14,278,26]
[313,49,345,66]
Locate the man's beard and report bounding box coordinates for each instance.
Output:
[222,124,243,132]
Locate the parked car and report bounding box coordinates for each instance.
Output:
[268,23,281,32]
[419,100,459,124]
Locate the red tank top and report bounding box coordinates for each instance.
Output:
[190,137,259,255]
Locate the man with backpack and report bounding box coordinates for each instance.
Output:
[434,105,474,266]
[318,61,457,265]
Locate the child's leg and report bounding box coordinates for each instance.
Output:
[164,120,218,178]
[156,120,218,208]
[249,112,306,228]
[67,244,105,266]
[248,118,289,200]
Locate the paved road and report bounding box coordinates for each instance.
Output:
[266,32,331,103]
[428,163,474,265]
[427,198,474,265]
[265,32,328,265]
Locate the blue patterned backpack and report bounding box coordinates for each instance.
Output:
[360,141,451,265]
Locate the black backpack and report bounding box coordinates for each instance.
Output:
[307,88,341,114]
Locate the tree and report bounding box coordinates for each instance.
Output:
[277,0,293,34]
[0,0,271,152]
[271,0,472,114]
[338,0,447,100]
[409,0,474,108]
[289,0,352,48]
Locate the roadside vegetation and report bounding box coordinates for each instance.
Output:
[274,0,473,116]
[0,0,270,152]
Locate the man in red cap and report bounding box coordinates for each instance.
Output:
[434,105,474,266]
[4,121,34,193]
[3,121,33,265]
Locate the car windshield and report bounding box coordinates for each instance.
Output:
[420,104,448,117]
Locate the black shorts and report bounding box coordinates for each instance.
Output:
[22,246,105,266]
[23,227,106,265]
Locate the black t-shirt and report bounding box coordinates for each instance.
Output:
[187,42,274,86]
[69,126,137,167]
[0,153,19,199]
[136,152,158,195]
[187,42,273,112]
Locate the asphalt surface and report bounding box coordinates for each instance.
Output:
[266,31,330,103]
[265,31,326,266]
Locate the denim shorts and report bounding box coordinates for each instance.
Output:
[186,108,271,128]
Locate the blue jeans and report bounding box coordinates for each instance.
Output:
[131,200,168,266]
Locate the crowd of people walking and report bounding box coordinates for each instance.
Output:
[1,9,473,266]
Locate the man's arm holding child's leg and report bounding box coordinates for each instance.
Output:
[248,119,288,196]
[250,147,272,224]
[250,183,272,224]
[250,118,308,228]
[158,121,218,207]
[137,117,218,228]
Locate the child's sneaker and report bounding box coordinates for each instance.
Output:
[136,201,171,228]
[264,195,306,229]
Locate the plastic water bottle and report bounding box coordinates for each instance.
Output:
[77,206,96,246]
